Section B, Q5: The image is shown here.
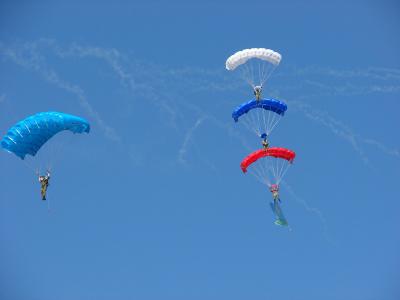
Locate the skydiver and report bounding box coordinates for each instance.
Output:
[261,133,269,150]
[269,184,280,203]
[38,171,51,201]
[253,85,262,101]
[262,138,269,150]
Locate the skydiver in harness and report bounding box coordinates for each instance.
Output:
[38,171,51,200]
[269,183,288,226]
[261,133,269,150]
[253,85,262,101]
[269,184,280,203]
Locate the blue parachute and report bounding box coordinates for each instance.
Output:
[1,112,90,160]
[232,99,287,121]
[232,99,287,138]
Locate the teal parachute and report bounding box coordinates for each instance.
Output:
[1,112,90,159]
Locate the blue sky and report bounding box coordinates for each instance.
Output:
[1,1,400,299]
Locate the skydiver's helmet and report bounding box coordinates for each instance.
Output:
[260,133,267,140]
[270,184,279,192]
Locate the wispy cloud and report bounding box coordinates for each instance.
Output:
[286,99,370,165]
[273,65,400,98]
[2,39,399,168]
[178,116,207,165]
[284,98,399,166]
[0,41,120,142]
[283,65,400,81]
[282,180,336,246]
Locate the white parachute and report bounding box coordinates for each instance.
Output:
[225,48,282,89]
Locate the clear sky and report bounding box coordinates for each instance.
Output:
[1,1,400,299]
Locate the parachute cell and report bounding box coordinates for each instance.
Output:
[1,112,90,160]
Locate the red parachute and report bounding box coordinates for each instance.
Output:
[241,147,295,173]
[240,147,296,186]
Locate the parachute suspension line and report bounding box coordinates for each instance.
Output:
[261,108,268,136]
[275,159,283,184]
[240,107,282,138]
[256,107,263,135]
[259,60,267,85]
[263,157,273,186]
[276,158,285,181]
[241,114,260,137]
[277,162,291,185]
[248,167,262,185]
[22,159,36,174]
[247,61,255,86]
[251,158,269,185]
[240,62,255,88]
[258,61,263,89]
[265,109,273,135]
[251,157,270,186]
[249,168,264,186]
[277,158,286,182]
[268,112,281,136]
[250,59,259,86]
[47,131,73,172]
[263,158,272,185]
[271,158,278,182]
[254,109,263,136]
[246,156,292,189]
[48,138,60,171]
[274,158,290,184]
[251,161,265,183]
[260,62,277,87]
[250,162,270,186]
[247,109,262,136]
[258,110,266,136]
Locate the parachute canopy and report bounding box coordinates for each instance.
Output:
[225,48,282,88]
[241,147,295,173]
[232,99,287,121]
[232,98,287,137]
[240,147,295,187]
[1,112,90,160]
[225,48,281,71]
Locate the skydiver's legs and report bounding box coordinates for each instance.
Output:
[262,139,269,149]
[41,183,48,200]
[41,186,46,200]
